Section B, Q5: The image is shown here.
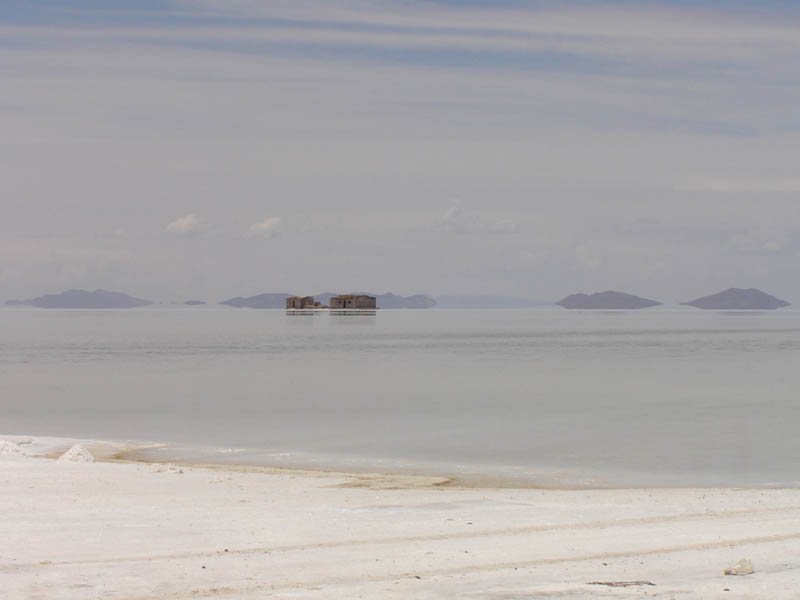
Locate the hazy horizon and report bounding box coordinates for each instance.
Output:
[5,287,798,308]
[2,1,799,303]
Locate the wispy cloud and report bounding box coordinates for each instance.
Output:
[247,216,282,238]
[431,201,518,235]
[4,0,800,84]
[164,0,800,80]
[166,214,200,236]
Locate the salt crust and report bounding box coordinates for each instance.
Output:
[2,435,800,599]
[0,440,28,457]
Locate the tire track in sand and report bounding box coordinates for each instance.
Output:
[3,504,799,572]
[114,530,800,600]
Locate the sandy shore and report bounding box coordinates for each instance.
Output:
[2,436,800,599]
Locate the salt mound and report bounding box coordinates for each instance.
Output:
[0,440,28,457]
[57,444,95,463]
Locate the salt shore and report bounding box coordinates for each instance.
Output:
[2,436,799,599]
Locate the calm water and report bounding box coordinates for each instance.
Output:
[1,307,799,487]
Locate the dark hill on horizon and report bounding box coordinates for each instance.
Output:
[220,293,292,308]
[557,291,661,309]
[682,288,790,310]
[5,289,152,309]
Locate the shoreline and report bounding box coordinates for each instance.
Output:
[3,434,800,598]
[4,433,798,491]
[1,434,464,491]
[10,434,605,491]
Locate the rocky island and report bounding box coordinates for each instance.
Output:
[682,288,790,310]
[556,291,661,309]
[220,293,293,308]
[5,289,152,309]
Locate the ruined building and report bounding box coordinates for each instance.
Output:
[329,295,377,309]
[285,296,323,309]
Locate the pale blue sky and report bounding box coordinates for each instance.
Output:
[1,1,799,302]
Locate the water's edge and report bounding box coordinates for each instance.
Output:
[6,432,797,491]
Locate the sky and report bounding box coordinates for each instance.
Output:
[1,0,799,304]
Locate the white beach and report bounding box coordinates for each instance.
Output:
[2,436,799,599]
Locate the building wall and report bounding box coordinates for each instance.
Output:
[330,295,376,309]
[286,296,315,309]
[355,296,377,309]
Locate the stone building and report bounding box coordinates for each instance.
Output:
[329,294,377,309]
[285,296,322,309]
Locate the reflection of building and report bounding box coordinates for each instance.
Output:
[329,295,377,309]
[286,296,322,309]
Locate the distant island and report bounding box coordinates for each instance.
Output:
[682,288,790,310]
[436,295,551,309]
[9,287,791,311]
[556,291,661,309]
[5,289,152,309]
[221,292,436,309]
[220,293,294,308]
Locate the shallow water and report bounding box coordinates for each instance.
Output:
[2,307,799,487]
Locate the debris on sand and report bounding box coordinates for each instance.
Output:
[57,444,95,463]
[587,581,655,587]
[150,463,184,474]
[724,559,754,576]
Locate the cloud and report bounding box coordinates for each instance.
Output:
[247,216,282,238]
[166,214,200,236]
[170,0,800,82]
[431,201,519,235]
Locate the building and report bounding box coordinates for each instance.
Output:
[329,294,377,309]
[285,296,322,309]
